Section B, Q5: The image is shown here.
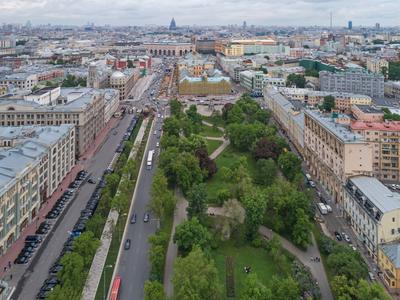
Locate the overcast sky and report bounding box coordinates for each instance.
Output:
[0,0,398,27]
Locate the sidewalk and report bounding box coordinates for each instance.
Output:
[163,190,188,297]
[0,115,120,290]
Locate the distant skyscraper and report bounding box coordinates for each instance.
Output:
[330,12,333,30]
[243,21,247,30]
[375,22,380,30]
[169,18,177,30]
[348,20,353,30]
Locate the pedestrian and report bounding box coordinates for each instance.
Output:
[8,261,11,268]
[9,274,12,280]
[3,266,6,272]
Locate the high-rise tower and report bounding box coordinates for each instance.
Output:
[169,18,177,30]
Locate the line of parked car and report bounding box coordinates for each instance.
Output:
[116,117,138,153]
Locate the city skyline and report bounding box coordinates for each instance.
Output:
[0,0,399,27]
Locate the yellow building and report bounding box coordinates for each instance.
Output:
[379,243,400,291]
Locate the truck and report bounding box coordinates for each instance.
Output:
[317,202,328,215]
[147,150,155,170]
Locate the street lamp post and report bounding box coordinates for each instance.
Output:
[103,264,113,300]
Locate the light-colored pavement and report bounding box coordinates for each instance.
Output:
[258,226,333,300]
[163,190,188,297]
[209,138,230,160]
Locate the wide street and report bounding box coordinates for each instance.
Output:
[112,59,169,300]
[12,70,162,300]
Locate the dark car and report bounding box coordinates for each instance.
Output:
[143,213,150,223]
[49,264,63,274]
[124,239,131,250]
[40,282,57,292]
[25,235,42,243]
[334,231,342,241]
[45,276,59,285]
[130,213,137,224]
[14,255,29,264]
[88,178,96,184]
[36,227,49,234]
[25,241,39,248]
[36,290,50,299]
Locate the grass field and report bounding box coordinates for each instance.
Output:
[206,139,223,155]
[212,241,282,299]
[206,146,257,204]
[200,124,224,138]
[202,115,225,127]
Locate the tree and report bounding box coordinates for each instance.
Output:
[255,159,277,186]
[194,147,217,178]
[220,199,245,240]
[149,169,175,220]
[72,231,100,269]
[292,208,312,248]
[305,69,319,77]
[322,95,335,112]
[222,103,234,121]
[327,244,368,281]
[278,152,301,181]
[186,105,202,127]
[148,232,169,281]
[243,190,267,240]
[241,273,272,300]
[86,213,105,238]
[105,173,121,195]
[221,156,252,200]
[286,74,306,88]
[332,276,390,300]
[172,246,221,300]
[186,183,208,220]
[163,117,181,136]
[144,281,166,300]
[253,138,281,160]
[170,99,183,117]
[59,252,86,292]
[127,60,134,68]
[226,123,269,152]
[270,276,300,300]
[173,217,211,255]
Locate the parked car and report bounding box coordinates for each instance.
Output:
[309,181,316,188]
[334,231,342,241]
[88,178,96,184]
[25,235,42,243]
[342,232,351,243]
[124,238,131,250]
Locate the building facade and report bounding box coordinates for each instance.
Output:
[343,176,400,261]
[0,124,75,255]
[304,110,373,203]
[385,81,400,99]
[379,242,400,291]
[144,42,194,57]
[0,88,107,156]
[366,57,388,74]
[320,69,384,98]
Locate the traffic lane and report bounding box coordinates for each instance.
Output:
[116,122,161,300]
[16,115,135,300]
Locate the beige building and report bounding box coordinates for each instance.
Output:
[385,81,400,99]
[0,124,75,255]
[0,88,107,156]
[304,110,373,203]
[378,242,400,291]
[0,85,7,97]
[278,87,372,112]
[109,69,139,100]
[343,176,400,261]
[264,87,304,155]
[366,57,389,74]
[144,42,194,57]
[0,73,38,91]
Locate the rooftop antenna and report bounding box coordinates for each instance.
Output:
[330,12,333,31]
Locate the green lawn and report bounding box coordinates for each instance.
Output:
[206,139,223,155]
[212,241,282,299]
[202,115,225,127]
[200,124,224,138]
[206,146,257,204]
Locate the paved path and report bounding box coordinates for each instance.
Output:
[201,121,230,160]
[258,226,333,300]
[206,207,333,300]
[163,190,188,297]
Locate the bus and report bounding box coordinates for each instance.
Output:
[109,276,121,300]
[147,150,155,170]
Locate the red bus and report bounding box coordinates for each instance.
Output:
[109,276,122,300]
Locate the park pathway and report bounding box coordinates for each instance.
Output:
[201,120,230,160]
[206,207,333,300]
[163,190,188,297]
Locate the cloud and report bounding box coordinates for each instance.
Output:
[0,0,397,26]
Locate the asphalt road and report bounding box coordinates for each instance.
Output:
[14,113,136,300]
[114,62,169,300]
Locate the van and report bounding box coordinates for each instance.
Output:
[305,173,312,181]
[325,205,332,213]
[368,272,375,281]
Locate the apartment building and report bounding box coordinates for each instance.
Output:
[378,242,400,291]
[177,53,215,77]
[0,88,107,156]
[144,42,194,57]
[385,81,400,99]
[0,124,75,255]
[279,87,372,112]
[109,69,139,100]
[304,110,373,202]
[343,176,400,261]
[0,73,38,91]
[264,87,304,155]
[351,118,400,182]
[320,68,384,98]
[366,57,388,74]
[215,38,288,57]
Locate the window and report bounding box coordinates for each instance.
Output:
[393,217,396,222]
[392,229,395,235]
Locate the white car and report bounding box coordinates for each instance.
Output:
[309,181,316,188]
[156,142,160,147]
[153,130,157,135]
